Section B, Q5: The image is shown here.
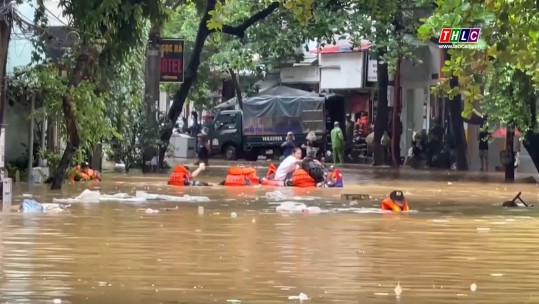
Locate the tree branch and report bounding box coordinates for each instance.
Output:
[218,2,280,38]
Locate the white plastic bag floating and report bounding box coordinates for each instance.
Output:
[135,191,210,202]
[276,202,322,214]
[288,292,309,301]
[54,190,146,203]
[100,193,146,203]
[266,191,317,202]
[53,189,101,203]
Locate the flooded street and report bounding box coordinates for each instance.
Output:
[2,169,539,303]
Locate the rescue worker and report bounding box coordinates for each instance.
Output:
[219,166,260,186]
[380,190,409,212]
[293,149,328,187]
[71,162,101,182]
[331,121,344,165]
[168,165,210,186]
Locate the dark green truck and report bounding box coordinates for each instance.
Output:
[207,86,327,161]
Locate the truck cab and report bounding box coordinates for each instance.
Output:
[207,110,242,160]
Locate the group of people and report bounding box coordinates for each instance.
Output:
[266,146,338,187]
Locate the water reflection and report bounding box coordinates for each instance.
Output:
[1,172,539,303]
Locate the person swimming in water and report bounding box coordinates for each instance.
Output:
[168,164,210,186]
[380,190,409,212]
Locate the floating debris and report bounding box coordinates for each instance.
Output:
[288,292,309,301]
[490,273,504,277]
[394,282,403,297]
[341,193,370,200]
[470,282,477,292]
[231,212,238,218]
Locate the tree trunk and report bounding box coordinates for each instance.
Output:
[445,50,468,171]
[0,4,12,136]
[142,26,161,171]
[228,68,243,109]
[158,0,280,164]
[50,54,88,190]
[372,51,389,166]
[390,56,402,168]
[505,125,515,182]
[158,0,214,163]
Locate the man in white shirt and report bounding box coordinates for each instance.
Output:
[274,147,303,181]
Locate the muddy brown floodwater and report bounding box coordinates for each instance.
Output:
[2,169,539,304]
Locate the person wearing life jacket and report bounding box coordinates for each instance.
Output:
[298,149,327,186]
[70,162,101,182]
[381,190,410,212]
[167,165,209,186]
[220,166,260,186]
[261,147,303,186]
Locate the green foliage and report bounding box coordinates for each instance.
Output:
[111,107,173,171]
[20,0,165,181]
[482,64,536,132]
[418,0,539,131]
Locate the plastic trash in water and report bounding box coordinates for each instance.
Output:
[394,282,403,298]
[276,202,307,213]
[53,299,62,304]
[226,300,241,303]
[230,212,238,218]
[198,206,204,215]
[145,208,159,214]
[470,282,477,292]
[21,199,44,213]
[276,202,322,214]
[136,191,210,202]
[266,191,288,201]
[288,292,309,301]
[266,191,317,202]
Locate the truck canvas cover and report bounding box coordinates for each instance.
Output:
[242,86,325,136]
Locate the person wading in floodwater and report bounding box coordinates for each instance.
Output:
[195,133,210,173]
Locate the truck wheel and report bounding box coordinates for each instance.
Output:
[224,145,238,160]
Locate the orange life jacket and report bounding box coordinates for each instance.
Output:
[266,163,277,179]
[223,166,260,186]
[381,198,409,212]
[69,166,100,182]
[168,165,190,186]
[289,169,316,188]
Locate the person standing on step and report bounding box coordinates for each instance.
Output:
[478,123,490,171]
[331,121,344,165]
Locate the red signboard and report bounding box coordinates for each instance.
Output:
[159,38,184,83]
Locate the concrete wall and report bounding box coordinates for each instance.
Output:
[5,1,35,163]
[5,103,30,163]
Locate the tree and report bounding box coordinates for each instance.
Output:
[158,0,325,163]
[342,0,425,166]
[32,0,165,189]
[417,0,539,173]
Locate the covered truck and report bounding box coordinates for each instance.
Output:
[207,86,327,160]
